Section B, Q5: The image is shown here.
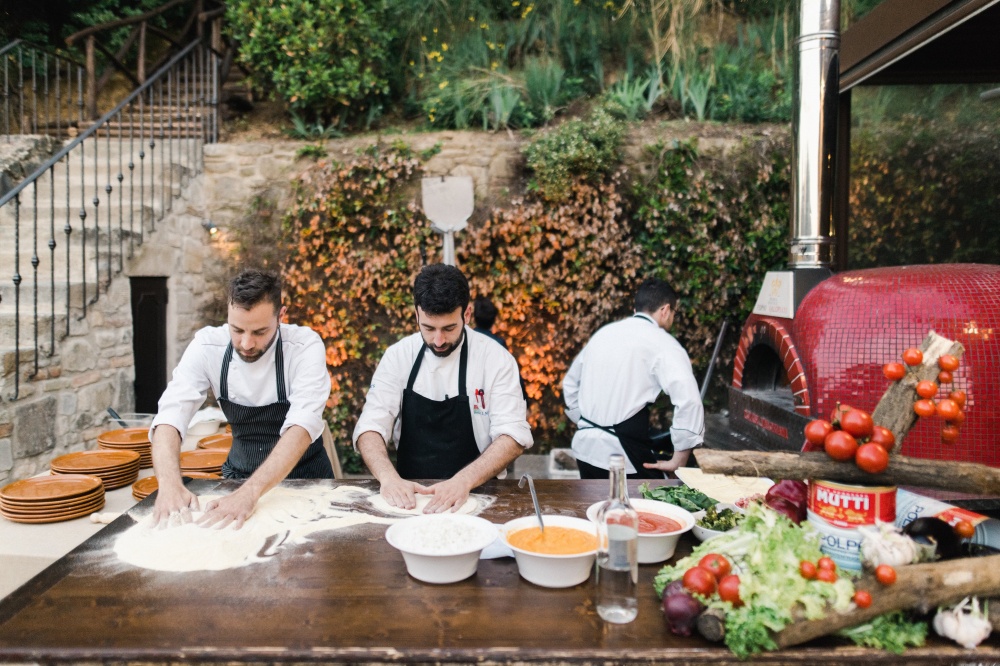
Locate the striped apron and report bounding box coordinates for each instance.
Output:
[218,333,333,480]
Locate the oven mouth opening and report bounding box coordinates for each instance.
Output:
[741,344,795,411]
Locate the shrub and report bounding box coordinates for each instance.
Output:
[523,106,628,203]
[226,0,392,127]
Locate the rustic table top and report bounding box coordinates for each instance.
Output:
[0,478,996,665]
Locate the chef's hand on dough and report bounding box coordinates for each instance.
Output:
[380,477,426,510]
[420,478,470,514]
[152,483,200,527]
[197,489,255,530]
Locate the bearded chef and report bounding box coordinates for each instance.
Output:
[353,264,532,513]
[563,277,704,479]
[149,269,333,528]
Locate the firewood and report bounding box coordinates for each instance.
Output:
[775,555,1000,648]
[693,448,1000,496]
[696,607,727,643]
[870,331,964,453]
[990,597,1000,631]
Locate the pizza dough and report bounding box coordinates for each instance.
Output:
[367,493,482,516]
[674,468,774,505]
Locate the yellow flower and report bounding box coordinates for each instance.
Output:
[487,41,495,50]
[469,15,475,21]
[421,35,427,42]
[480,22,488,29]
[442,43,448,51]
[439,81,449,89]
[512,1,520,5]
[491,61,499,70]
[409,61,414,66]
[429,114,435,122]
[433,28,438,34]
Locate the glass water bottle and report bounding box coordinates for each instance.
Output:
[594,454,639,623]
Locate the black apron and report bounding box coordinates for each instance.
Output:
[581,406,667,480]
[395,336,480,480]
[218,332,333,480]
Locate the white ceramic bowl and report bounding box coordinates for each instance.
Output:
[384,514,498,584]
[586,498,695,564]
[501,515,598,588]
[187,419,223,437]
[690,503,745,542]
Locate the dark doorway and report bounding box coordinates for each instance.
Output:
[130,277,168,414]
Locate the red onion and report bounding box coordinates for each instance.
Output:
[662,592,705,636]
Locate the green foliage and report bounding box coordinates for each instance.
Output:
[603,66,662,121]
[631,136,789,408]
[523,106,628,203]
[523,56,566,124]
[709,19,792,122]
[226,0,392,127]
[296,144,328,160]
[285,112,344,141]
[849,117,1000,268]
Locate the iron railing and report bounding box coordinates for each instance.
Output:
[1,40,85,139]
[1,38,219,400]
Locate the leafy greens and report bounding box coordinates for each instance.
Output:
[638,482,716,511]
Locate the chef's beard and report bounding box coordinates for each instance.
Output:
[235,329,279,363]
[429,330,464,358]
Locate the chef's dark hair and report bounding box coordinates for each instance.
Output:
[228,269,282,313]
[634,278,678,314]
[414,264,470,315]
[473,296,498,329]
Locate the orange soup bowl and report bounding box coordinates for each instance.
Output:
[501,515,599,588]
[586,498,695,564]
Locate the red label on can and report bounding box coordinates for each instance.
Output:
[808,480,896,528]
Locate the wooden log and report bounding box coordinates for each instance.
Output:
[694,448,1000,496]
[696,607,727,643]
[870,331,964,453]
[775,554,1000,648]
[990,597,1000,631]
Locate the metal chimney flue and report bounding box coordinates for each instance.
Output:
[790,0,840,270]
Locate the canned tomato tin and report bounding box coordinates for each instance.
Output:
[807,480,896,570]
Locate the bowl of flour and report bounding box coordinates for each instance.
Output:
[384,514,498,584]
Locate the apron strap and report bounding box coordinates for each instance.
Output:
[405,331,469,397]
[219,331,285,402]
[220,343,234,401]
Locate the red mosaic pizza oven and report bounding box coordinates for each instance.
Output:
[731,264,1000,466]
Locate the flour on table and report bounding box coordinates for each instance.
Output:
[367,493,487,516]
[115,486,389,572]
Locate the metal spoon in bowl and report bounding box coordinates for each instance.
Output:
[518,473,544,534]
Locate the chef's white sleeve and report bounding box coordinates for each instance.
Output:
[281,330,331,442]
[562,350,584,425]
[352,345,406,450]
[149,329,214,441]
[652,344,705,452]
[486,353,533,449]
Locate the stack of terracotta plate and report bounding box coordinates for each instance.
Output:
[97,428,152,468]
[0,474,105,523]
[50,450,141,490]
[196,433,233,451]
[178,450,227,475]
[131,472,222,502]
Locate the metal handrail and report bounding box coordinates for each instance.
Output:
[0,40,84,67]
[2,40,87,138]
[1,37,219,400]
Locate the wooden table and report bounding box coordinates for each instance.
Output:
[0,479,997,665]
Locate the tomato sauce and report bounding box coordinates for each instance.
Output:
[637,511,682,534]
[507,526,598,554]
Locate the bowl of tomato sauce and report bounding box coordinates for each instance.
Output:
[586,497,695,564]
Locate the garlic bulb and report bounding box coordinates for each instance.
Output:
[858,522,919,569]
[933,597,992,649]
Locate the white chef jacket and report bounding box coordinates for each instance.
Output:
[352,327,533,461]
[150,323,330,442]
[563,313,704,473]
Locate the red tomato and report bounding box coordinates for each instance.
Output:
[698,554,732,581]
[949,409,966,425]
[913,399,937,418]
[883,362,906,381]
[941,423,961,443]
[717,574,743,607]
[799,560,817,580]
[875,564,897,586]
[915,380,938,399]
[855,443,890,474]
[853,590,873,608]
[829,403,853,426]
[937,370,953,384]
[817,556,836,572]
[682,566,717,596]
[869,426,895,451]
[938,354,960,372]
[937,398,960,421]
[949,390,967,408]
[824,430,859,461]
[817,568,838,583]
[902,348,924,366]
[954,520,975,539]
[804,419,834,446]
[840,409,874,438]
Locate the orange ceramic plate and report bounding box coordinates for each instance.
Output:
[0,474,103,502]
[97,428,150,446]
[51,450,141,473]
[1,495,105,516]
[1,499,105,523]
[197,433,233,450]
[179,450,228,470]
[1,487,103,509]
[131,476,159,497]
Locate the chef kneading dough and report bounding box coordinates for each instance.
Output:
[368,493,479,516]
